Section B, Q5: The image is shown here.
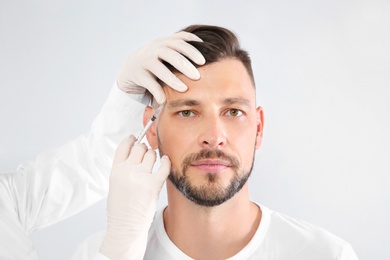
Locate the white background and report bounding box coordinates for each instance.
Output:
[1,0,389,259]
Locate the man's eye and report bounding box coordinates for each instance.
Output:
[226,109,243,117]
[178,110,195,117]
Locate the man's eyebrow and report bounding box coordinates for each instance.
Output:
[167,97,252,109]
[222,97,251,107]
[167,99,200,109]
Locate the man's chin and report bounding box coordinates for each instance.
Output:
[168,171,249,207]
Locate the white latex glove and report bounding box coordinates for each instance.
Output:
[100,135,170,260]
[117,31,206,104]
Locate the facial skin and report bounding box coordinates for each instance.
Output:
[145,58,264,207]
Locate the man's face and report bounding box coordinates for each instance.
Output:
[149,59,263,207]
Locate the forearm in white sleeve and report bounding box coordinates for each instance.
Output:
[339,243,359,260]
[0,84,148,259]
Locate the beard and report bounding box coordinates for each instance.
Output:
[158,138,255,207]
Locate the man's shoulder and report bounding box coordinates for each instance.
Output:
[260,205,356,259]
[268,208,343,242]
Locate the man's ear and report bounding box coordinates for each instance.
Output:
[143,106,158,149]
[255,106,264,149]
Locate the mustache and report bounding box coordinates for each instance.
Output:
[182,149,240,174]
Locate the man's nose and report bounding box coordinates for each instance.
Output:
[198,116,227,149]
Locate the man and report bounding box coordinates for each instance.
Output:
[99,25,358,259]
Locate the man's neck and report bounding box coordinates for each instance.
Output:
[163,182,262,260]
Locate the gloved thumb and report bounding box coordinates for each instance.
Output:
[154,155,171,182]
[113,135,136,165]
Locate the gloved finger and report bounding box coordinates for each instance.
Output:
[159,47,201,80]
[154,155,171,182]
[135,70,166,104]
[172,31,204,43]
[128,143,148,165]
[166,39,206,66]
[113,135,136,165]
[141,149,157,173]
[147,60,187,92]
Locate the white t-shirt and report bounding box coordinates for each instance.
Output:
[79,203,358,260]
[143,204,358,260]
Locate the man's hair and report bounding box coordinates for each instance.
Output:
[151,25,255,105]
[181,24,255,87]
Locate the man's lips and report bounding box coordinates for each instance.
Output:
[190,159,231,173]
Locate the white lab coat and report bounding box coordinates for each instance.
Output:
[0,84,149,259]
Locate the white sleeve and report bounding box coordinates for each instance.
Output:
[69,231,108,260]
[0,83,148,259]
[339,243,359,260]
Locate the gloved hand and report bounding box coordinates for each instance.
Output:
[100,135,170,260]
[117,31,206,104]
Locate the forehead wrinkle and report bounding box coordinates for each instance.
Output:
[222,97,252,108]
[167,99,201,109]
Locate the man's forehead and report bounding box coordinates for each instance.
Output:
[170,59,254,87]
[161,59,255,105]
